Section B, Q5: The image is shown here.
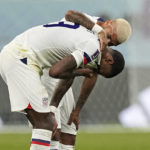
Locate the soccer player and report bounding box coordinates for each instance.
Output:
[43,10,132,150]
[42,47,125,150]
[65,10,132,51]
[0,12,127,150]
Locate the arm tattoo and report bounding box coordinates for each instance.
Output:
[65,10,95,30]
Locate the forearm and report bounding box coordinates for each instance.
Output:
[52,68,94,79]
[75,73,98,112]
[50,78,74,107]
[65,10,95,30]
[49,54,94,79]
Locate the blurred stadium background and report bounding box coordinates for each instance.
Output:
[0,0,150,149]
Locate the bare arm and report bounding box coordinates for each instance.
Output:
[50,78,74,107]
[65,10,95,30]
[68,73,98,129]
[65,10,108,51]
[49,54,95,107]
[49,54,94,79]
[75,73,98,111]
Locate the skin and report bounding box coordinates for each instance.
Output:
[49,48,114,79]
[49,55,94,79]
[68,73,98,130]
[25,109,57,138]
[99,20,120,46]
[49,48,114,145]
[65,10,119,50]
[50,10,121,146]
[50,74,98,146]
[99,48,114,76]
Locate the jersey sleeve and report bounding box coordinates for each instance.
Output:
[83,13,105,23]
[83,13,98,23]
[60,17,66,21]
[71,39,100,68]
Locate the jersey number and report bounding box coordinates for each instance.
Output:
[43,21,80,29]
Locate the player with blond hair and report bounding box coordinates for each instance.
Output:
[65,10,132,50]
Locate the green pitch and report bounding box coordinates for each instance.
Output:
[0,132,150,150]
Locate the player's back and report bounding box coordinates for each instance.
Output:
[11,21,99,68]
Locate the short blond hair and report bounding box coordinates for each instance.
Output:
[114,18,132,44]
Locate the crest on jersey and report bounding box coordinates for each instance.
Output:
[42,97,49,107]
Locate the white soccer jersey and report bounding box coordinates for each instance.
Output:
[83,13,104,23]
[10,21,101,70]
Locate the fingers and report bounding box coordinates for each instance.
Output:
[68,116,80,130]
[98,30,108,52]
[67,116,73,125]
[68,118,79,130]
[51,121,58,138]
[75,121,79,130]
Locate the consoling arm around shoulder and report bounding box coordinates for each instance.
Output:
[49,54,94,79]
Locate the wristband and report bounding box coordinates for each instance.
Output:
[92,24,103,33]
[50,105,57,113]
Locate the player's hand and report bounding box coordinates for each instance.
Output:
[68,109,80,130]
[98,30,108,52]
[49,112,58,138]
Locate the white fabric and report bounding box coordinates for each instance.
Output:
[59,88,76,135]
[41,69,77,135]
[31,129,52,150]
[60,144,74,150]
[0,19,101,119]
[10,20,100,69]
[92,24,103,33]
[50,106,57,113]
[50,140,59,150]
[83,13,99,23]
[71,50,83,68]
[0,47,50,113]
[32,129,52,141]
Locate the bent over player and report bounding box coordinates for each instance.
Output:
[0,11,129,150]
[42,10,132,150]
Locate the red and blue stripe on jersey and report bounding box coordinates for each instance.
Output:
[84,52,91,65]
[84,49,100,65]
